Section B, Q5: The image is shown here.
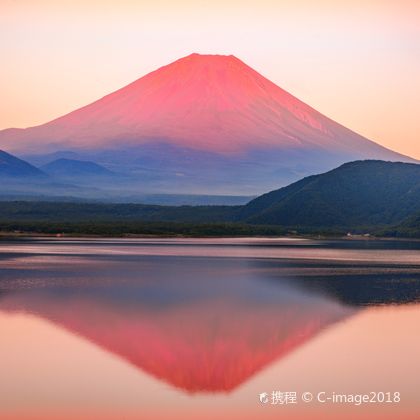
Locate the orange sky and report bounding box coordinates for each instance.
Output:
[1,0,419,158]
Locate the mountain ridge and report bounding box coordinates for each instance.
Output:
[240,160,420,227]
[41,158,116,178]
[0,149,47,178]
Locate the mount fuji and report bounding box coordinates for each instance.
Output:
[0,53,414,195]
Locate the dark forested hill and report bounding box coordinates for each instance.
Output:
[381,212,420,238]
[239,160,420,229]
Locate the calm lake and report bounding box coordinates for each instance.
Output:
[0,237,419,420]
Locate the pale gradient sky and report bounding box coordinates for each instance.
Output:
[1,0,419,158]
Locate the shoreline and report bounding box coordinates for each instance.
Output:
[1,231,419,242]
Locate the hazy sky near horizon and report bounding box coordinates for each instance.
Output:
[1,0,419,158]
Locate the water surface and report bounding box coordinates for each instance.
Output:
[0,237,419,419]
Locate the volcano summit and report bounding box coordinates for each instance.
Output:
[0,53,413,194]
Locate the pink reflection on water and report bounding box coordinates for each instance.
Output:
[0,288,351,393]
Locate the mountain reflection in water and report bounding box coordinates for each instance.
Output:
[1,238,419,395]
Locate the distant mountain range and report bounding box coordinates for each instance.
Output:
[1,160,419,237]
[41,158,116,179]
[0,150,46,178]
[0,53,415,195]
[0,149,253,205]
